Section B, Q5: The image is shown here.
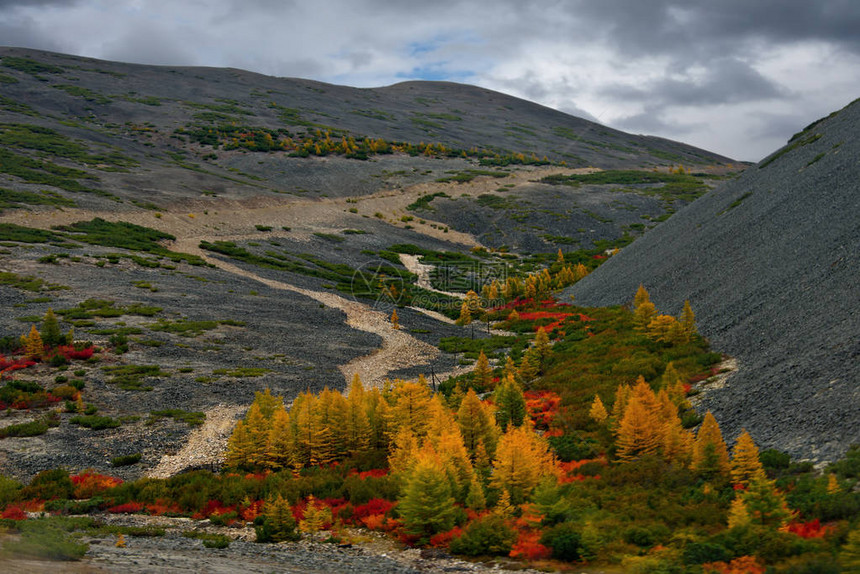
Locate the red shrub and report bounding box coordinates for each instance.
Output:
[429,526,462,548]
[240,499,265,522]
[352,498,396,520]
[71,470,122,498]
[1,505,28,520]
[703,556,765,574]
[146,500,182,516]
[107,501,144,514]
[347,468,389,480]
[57,346,95,361]
[786,519,831,539]
[509,531,551,560]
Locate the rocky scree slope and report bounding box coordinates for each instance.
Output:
[568,98,860,463]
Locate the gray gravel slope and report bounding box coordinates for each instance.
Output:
[568,98,860,462]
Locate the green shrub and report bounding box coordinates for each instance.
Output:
[69,415,121,430]
[0,414,60,439]
[51,384,79,400]
[540,522,582,561]
[111,453,142,467]
[448,515,516,556]
[0,474,22,507]
[682,541,730,565]
[21,468,74,501]
[182,530,232,548]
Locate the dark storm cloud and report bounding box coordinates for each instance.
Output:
[568,0,860,57]
[0,0,80,6]
[600,58,784,107]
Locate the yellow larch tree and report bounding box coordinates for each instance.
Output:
[631,375,661,421]
[730,429,766,487]
[589,395,608,424]
[457,388,499,460]
[633,283,651,309]
[435,429,475,501]
[22,325,43,360]
[291,391,330,467]
[680,299,697,340]
[226,399,270,469]
[662,362,690,408]
[300,495,332,541]
[265,405,294,471]
[727,495,751,529]
[424,393,457,441]
[390,308,399,330]
[387,381,432,440]
[472,349,494,390]
[610,384,632,431]
[533,327,552,371]
[691,411,731,480]
[388,427,420,480]
[344,374,371,454]
[657,389,693,464]
[366,389,390,450]
[491,425,556,504]
[517,348,540,383]
[315,388,348,461]
[615,396,660,462]
[456,300,471,326]
[648,314,683,343]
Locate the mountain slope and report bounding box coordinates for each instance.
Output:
[569,98,860,462]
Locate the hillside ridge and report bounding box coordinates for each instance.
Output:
[569,97,860,462]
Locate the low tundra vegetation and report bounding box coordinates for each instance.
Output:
[0,286,855,572]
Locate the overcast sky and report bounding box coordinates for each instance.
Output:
[2,0,859,161]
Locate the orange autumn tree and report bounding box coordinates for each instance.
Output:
[22,325,44,360]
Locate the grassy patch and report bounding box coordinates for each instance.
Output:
[0,95,38,116]
[102,365,168,391]
[55,218,206,266]
[69,415,121,430]
[148,409,206,427]
[1,56,65,75]
[0,414,60,439]
[759,132,823,169]
[0,516,89,561]
[110,453,142,467]
[542,170,708,203]
[52,84,111,104]
[406,192,450,211]
[436,169,509,183]
[182,531,231,548]
[0,223,64,243]
[313,232,345,243]
[0,188,74,211]
[0,271,66,292]
[212,367,270,378]
[148,318,241,337]
[56,299,161,320]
